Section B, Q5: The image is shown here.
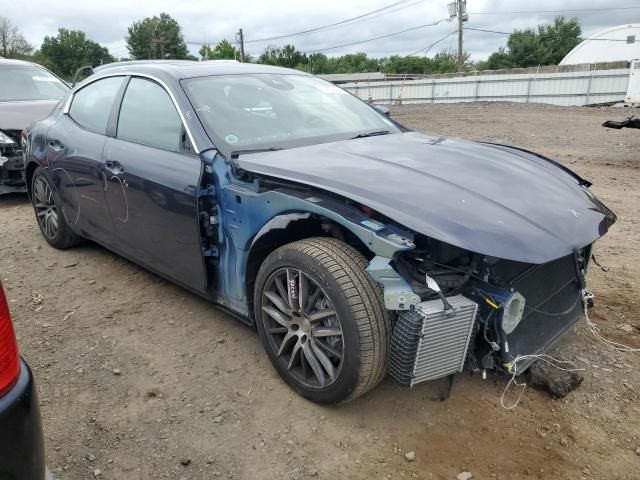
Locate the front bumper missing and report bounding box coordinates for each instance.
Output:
[0,147,26,194]
[371,250,587,388]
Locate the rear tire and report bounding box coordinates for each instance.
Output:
[254,237,391,403]
[31,167,81,250]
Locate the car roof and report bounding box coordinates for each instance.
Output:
[90,60,311,80]
[0,58,45,68]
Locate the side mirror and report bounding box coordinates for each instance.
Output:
[373,105,391,117]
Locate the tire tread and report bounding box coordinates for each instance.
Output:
[281,238,391,402]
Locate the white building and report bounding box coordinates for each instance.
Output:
[560,24,640,65]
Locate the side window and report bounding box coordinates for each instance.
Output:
[117,78,183,152]
[68,77,124,134]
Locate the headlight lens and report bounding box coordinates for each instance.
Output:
[0,131,17,145]
[501,292,526,334]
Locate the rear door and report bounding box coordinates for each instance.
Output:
[47,76,126,245]
[103,76,206,293]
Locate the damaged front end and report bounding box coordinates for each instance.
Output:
[369,235,594,387]
[0,129,26,194]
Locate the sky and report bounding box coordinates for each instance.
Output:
[2,0,639,61]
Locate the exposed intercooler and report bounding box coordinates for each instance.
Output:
[388,295,478,387]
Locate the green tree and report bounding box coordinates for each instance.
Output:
[329,52,379,73]
[479,17,582,69]
[477,47,513,70]
[379,51,461,74]
[35,29,113,79]
[538,16,582,65]
[126,13,190,60]
[200,39,237,60]
[0,16,33,58]
[258,44,307,68]
[307,53,332,73]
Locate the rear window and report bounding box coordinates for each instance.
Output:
[69,77,124,135]
[0,65,68,102]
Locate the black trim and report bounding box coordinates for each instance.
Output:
[0,359,45,480]
[106,75,131,138]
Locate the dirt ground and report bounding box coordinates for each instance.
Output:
[1,102,639,480]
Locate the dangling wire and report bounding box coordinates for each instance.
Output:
[582,296,640,353]
[500,354,584,410]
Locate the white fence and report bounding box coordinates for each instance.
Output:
[341,68,631,107]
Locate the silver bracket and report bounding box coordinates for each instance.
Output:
[366,256,420,311]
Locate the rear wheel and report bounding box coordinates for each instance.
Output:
[254,238,391,403]
[31,167,81,249]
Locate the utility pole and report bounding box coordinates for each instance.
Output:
[151,38,169,59]
[456,0,467,70]
[236,28,245,62]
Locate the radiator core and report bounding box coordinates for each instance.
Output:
[388,295,478,387]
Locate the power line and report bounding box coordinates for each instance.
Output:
[464,27,509,35]
[464,27,637,42]
[304,17,451,54]
[469,6,640,15]
[406,29,457,56]
[245,0,413,43]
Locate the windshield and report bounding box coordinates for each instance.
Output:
[181,74,399,155]
[0,65,68,102]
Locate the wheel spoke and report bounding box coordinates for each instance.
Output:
[312,326,341,338]
[264,290,290,315]
[262,266,345,390]
[306,287,322,313]
[288,339,302,370]
[313,338,343,360]
[34,180,45,203]
[262,305,291,328]
[269,326,288,334]
[311,340,336,380]
[48,218,54,238]
[37,209,48,217]
[277,331,296,357]
[302,342,326,387]
[274,276,288,305]
[308,309,337,322]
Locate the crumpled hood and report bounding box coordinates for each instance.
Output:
[237,131,616,263]
[0,100,60,131]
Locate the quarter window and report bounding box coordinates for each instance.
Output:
[117,78,183,152]
[69,77,124,134]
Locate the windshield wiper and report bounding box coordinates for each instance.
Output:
[350,130,392,139]
[229,147,283,158]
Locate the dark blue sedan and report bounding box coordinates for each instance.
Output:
[23,60,615,403]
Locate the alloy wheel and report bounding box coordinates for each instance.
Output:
[33,176,59,240]
[261,268,344,389]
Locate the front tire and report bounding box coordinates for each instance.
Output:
[254,238,391,403]
[31,167,81,249]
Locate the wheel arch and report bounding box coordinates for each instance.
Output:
[244,212,374,324]
[24,161,41,199]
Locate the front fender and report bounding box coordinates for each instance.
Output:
[218,182,416,316]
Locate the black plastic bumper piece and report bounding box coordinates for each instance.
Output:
[0,359,46,480]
